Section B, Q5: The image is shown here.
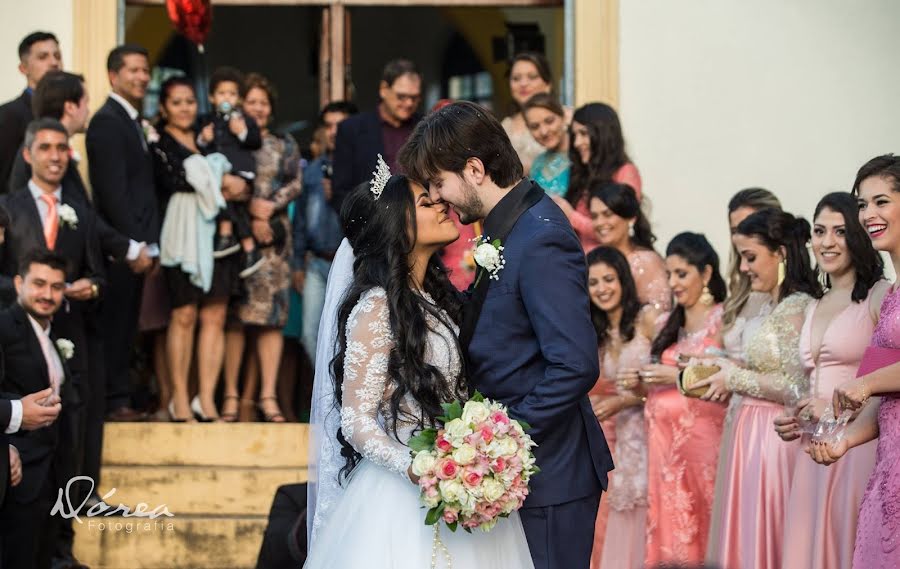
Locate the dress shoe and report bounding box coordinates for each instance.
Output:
[50,553,90,569]
[239,249,264,278]
[190,396,217,422]
[213,234,240,258]
[105,406,147,422]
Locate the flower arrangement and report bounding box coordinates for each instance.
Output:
[472,236,505,284]
[409,391,538,533]
[55,338,75,361]
[57,204,78,229]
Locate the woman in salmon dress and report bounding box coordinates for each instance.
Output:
[774,193,886,569]
[637,232,728,566]
[551,103,642,252]
[698,208,820,569]
[811,155,900,569]
[585,247,657,569]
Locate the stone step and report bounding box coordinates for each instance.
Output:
[96,465,307,516]
[74,515,267,569]
[102,422,309,468]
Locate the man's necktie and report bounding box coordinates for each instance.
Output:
[40,193,59,249]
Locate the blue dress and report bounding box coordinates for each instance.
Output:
[531,151,571,197]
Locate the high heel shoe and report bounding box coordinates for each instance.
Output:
[168,400,190,423]
[220,395,240,422]
[258,396,286,423]
[191,396,217,422]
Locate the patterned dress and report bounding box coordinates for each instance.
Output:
[710,292,813,569]
[238,132,302,326]
[644,304,726,566]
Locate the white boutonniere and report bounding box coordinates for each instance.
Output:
[472,235,506,284]
[57,204,78,229]
[55,338,75,361]
[142,119,160,144]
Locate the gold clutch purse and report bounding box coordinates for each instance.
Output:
[678,365,720,398]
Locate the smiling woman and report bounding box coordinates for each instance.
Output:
[523,93,570,198]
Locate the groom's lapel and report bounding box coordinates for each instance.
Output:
[459,179,544,351]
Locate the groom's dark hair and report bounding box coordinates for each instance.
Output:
[399,101,523,188]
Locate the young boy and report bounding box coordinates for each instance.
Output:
[198,66,263,278]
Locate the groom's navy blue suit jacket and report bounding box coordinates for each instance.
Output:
[464,180,613,509]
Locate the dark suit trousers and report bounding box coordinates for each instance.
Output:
[519,493,602,569]
[0,462,57,569]
[102,263,144,410]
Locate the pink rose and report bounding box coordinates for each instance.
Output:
[479,424,494,444]
[491,457,506,473]
[435,458,460,480]
[491,411,510,425]
[436,436,452,453]
[463,470,483,487]
[443,508,459,524]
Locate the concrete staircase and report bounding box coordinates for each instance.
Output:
[73,423,309,569]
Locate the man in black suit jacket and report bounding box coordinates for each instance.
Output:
[1,388,62,509]
[0,31,62,189]
[86,44,160,422]
[0,249,77,569]
[332,59,423,212]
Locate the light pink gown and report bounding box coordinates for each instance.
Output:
[588,352,618,565]
[593,331,650,569]
[711,292,813,569]
[782,292,878,569]
[644,305,726,566]
[854,286,900,569]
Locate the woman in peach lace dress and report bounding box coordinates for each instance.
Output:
[585,247,657,569]
[551,103,641,252]
[698,209,821,569]
[638,232,728,566]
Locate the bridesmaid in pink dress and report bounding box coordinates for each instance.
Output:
[638,232,728,566]
[586,183,671,312]
[697,208,821,569]
[551,103,641,252]
[773,193,886,569]
[585,247,658,569]
[810,155,900,569]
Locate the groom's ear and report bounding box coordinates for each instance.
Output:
[465,157,487,185]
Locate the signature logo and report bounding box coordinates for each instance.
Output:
[51,476,175,524]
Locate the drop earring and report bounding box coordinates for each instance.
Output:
[700,284,714,306]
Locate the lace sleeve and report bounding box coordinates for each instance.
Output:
[725,293,811,402]
[340,289,412,480]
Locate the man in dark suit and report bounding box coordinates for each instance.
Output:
[0,249,78,569]
[0,31,62,189]
[401,102,614,569]
[1,388,62,507]
[332,59,422,212]
[86,44,160,422]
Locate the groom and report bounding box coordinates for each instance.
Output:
[400,102,613,569]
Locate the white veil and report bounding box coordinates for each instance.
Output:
[307,237,355,549]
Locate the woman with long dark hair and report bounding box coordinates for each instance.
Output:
[304,172,534,568]
[773,192,886,569]
[586,247,655,569]
[636,232,727,566]
[523,93,570,197]
[552,103,641,251]
[699,208,820,569]
[589,183,670,311]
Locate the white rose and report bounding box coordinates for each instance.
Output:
[451,444,477,466]
[57,204,78,228]
[444,418,471,443]
[439,479,467,504]
[461,401,490,425]
[497,437,519,457]
[423,493,440,509]
[55,338,75,361]
[411,451,437,477]
[481,478,505,503]
[474,243,500,270]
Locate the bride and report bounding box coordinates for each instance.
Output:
[304,164,534,568]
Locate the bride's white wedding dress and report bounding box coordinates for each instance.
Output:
[305,288,534,568]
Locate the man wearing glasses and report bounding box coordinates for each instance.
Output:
[332,59,422,211]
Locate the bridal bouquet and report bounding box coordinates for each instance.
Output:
[409,392,539,533]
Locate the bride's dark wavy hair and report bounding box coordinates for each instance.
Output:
[332,176,466,481]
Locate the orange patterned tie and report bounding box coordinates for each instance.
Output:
[40,194,59,249]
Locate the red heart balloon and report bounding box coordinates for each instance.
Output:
[166,0,212,51]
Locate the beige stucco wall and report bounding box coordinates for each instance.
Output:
[618,0,900,263]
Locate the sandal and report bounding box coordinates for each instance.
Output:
[258,396,286,423]
[219,395,240,423]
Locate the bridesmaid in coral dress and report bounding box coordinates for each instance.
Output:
[551,103,642,252]
[697,208,821,569]
[810,155,900,569]
[773,193,886,569]
[638,232,728,566]
[585,247,657,569]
